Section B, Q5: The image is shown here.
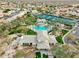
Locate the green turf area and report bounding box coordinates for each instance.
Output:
[8,25,37,35]
[36,52,48,58]
[26,15,37,25]
[43,54,48,58]
[62,29,69,35]
[9,29,21,34]
[36,52,41,58]
[27,29,37,35]
[56,36,63,44]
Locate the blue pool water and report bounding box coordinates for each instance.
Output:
[34,25,47,30]
[33,14,76,26]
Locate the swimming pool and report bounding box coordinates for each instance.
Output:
[34,25,48,30]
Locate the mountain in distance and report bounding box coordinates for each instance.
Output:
[0,0,79,4]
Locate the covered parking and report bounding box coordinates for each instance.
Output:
[33,14,76,26]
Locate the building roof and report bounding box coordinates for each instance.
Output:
[16,35,57,49]
[17,35,37,44]
[33,14,76,26]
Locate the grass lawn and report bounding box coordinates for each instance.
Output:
[62,29,69,35]
[9,29,21,34]
[56,36,63,44]
[9,27,37,35]
[27,29,37,35]
[26,15,37,25]
[36,52,48,58]
[0,14,37,36]
[43,54,48,58]
[36,52,41,58]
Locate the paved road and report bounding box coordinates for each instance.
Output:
[63,24,79,44]
[0,10,21,19]
[0,9,27,22]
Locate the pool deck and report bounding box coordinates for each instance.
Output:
[33,25,48,30]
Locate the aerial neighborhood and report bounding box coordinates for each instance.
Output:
[0,0,79,58]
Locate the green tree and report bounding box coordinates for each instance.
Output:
[3,9,10,13]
